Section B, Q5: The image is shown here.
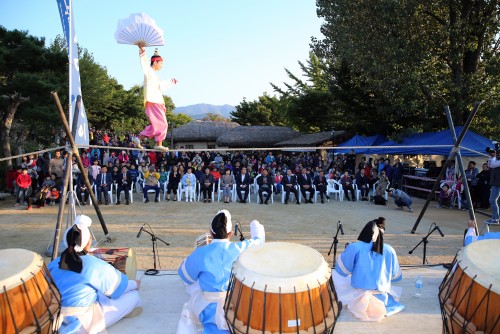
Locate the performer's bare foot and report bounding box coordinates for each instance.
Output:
[133,137,143,149]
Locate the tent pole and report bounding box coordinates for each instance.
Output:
[444,106,478,234]
[411,101,483,234]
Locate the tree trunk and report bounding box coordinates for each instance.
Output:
[1,92,30,168]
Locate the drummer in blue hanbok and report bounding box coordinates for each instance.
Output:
[48,215,142,333]
[177,210,265,334]
[333,217,405,321]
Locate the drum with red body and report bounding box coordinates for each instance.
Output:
[224,242,342,334]
[0,249,61,334]
[439,239,500,334]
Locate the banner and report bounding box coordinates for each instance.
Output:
[56,0,89,146]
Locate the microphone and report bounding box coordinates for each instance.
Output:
[339,222,344,235]
[136,224,146,238]
[234,222,239,237]
[435,225,445,237]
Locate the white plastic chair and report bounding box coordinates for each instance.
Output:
[73,185,92,205]
[198,181,215,202]
[372,180,390,200]
[281,185,300,204]
[143,181,161,202]
[218,180,235,202]
[116,182,134,204]
[178,183,196,202]
[326,179,343,201]
[352,180,361,201]
[255,183,274,204]
[233,184,251,203]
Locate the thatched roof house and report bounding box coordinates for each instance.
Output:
[216,126,301,148]
[167,120,239,142]
[276,131,347,147]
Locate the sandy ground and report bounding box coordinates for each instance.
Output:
[0,190,492,270]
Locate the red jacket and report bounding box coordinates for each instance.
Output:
[16,173,32,188]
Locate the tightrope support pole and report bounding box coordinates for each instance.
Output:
[51,92,111,243]
[411,101,482,234]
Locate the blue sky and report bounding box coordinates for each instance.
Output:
[0,1,323,108]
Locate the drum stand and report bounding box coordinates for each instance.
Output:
[328,221,344,268]
[141,226,169,275]
[409,222,445,265]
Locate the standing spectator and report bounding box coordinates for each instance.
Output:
[465,161,479,206]
[346,150,356,174]
[14,167,32,208]
[383,158,393,181]
[387,188,413,212]
[49,150,65,180]
[476,163,490,209]
[36,152,51,186]
[391,159,404,190]
[340,171,356,201]
[90,159,101,180]
[95,166,112,205]
[487,148,500,224]
[355,168,370,201]
[314,170,329,204]
[143,165,160,203]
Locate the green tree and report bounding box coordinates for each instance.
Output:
[201,113,231,122]
[313,0,500,137]
[0,27,67,166]
[230,93,285,126]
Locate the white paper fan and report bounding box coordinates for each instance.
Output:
[115,13,165,47]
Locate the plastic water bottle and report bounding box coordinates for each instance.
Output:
[414,275,423,298]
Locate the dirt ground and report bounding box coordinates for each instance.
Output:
[0,191,492,270]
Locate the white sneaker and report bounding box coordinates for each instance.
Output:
[133,137,143,149]
[154,145,169,152]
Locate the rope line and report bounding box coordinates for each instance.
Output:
[0,144,489,162]
[0,146,66,162]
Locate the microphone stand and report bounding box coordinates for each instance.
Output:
[237,224,245,241]
[142,227,170,275]
[409,223,442,265]
[328,221,343,269]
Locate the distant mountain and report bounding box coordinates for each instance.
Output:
[173,104,235,120]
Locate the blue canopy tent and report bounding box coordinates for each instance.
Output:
[335,134,388,154]
[368,126,492,156]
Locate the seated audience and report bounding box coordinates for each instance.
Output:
[257,169,274,204]
[143,165,160,203]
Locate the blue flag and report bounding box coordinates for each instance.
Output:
[56,0,89,146]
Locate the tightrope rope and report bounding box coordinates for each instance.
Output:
[0,146,66,162]
[0,144,489,162]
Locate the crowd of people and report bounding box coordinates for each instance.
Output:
[4,134,497,217]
